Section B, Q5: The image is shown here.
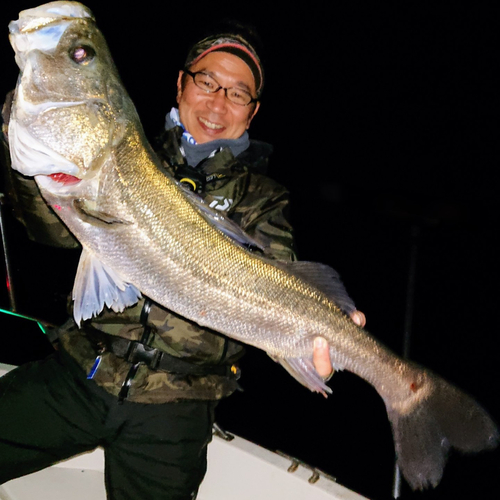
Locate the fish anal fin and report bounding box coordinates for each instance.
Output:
[273,355,333,397]
[72,248,141,325]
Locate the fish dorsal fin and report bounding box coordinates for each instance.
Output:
[72,248,141,325]
[181,185,265,252]
[274,261,356,315]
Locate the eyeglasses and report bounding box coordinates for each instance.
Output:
[184,69,258,106]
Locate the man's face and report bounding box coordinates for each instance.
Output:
[177,51,260,144]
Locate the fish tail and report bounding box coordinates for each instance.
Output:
[386,373,498,490]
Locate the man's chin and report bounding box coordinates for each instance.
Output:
[194,128,229,143]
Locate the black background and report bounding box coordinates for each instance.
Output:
[0,2,499,499]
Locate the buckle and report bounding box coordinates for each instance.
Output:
[126,341,162,369]
[230,364,241,380]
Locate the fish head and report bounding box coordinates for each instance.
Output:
[8,1,134,198]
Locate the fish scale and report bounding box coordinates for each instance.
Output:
[7,1,498,491]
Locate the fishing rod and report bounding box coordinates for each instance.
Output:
[392,224,420,499]
[0,191,17,311]
[1,191,56,335]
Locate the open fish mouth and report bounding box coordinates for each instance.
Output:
[35,171,85,196]
[49,172,82,184]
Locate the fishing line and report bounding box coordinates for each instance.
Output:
[0,307,48,334]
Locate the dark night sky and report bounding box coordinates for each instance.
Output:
[0,2,499,499]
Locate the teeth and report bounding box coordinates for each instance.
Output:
[199,117,223,130]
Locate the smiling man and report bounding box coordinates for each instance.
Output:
[177,52,260,143]
[157,29,365,374]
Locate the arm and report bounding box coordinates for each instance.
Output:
[233,173,297,262]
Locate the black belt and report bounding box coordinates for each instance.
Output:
[103,335,237,378]
[82,299,239,403]
[83,325,238,378]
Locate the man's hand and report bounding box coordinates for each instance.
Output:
[312,310,366,380]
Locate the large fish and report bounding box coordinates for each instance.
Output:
[6,1,498,491]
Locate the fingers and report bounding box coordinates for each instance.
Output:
[312,311,366,381]
[351,310,366,327]
[313,337,334,380]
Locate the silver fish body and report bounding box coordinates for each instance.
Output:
[7,2,498,491]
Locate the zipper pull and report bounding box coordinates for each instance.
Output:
[87,355,102,379]
[87,343,105,380]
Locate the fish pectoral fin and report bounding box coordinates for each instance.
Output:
[72,247,142,326]
[272,355,333,397]
[181,186,265,252]
[74,199,133,226]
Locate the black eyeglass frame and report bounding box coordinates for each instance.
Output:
[183,69,258,106]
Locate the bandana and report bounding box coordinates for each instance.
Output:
[165,108,250,167]
[184,33,263,96]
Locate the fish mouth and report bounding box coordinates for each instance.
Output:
[49,173,82,185]
[35,172,85,196]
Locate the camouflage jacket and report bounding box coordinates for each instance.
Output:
[2,118,297,403]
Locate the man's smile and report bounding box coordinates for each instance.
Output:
[198,117,224,130]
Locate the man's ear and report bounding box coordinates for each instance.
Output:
[176,70,184,104]
[246,101,260,129]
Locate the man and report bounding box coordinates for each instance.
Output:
[0,24,364,499]
[166,29,364,371]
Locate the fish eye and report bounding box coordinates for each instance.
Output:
[70,45,95,65]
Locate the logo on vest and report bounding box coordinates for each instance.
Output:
[209,197,233,211]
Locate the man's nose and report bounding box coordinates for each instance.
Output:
[207,88,227,112]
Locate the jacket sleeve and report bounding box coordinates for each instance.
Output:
[1,92,80,249]
[1,93,79,248]
[233,171,297,262]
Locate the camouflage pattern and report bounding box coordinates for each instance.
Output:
[2,113,297,403]
[154,126,297,262]
[58,314,242,403]
[1,92,79,248]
